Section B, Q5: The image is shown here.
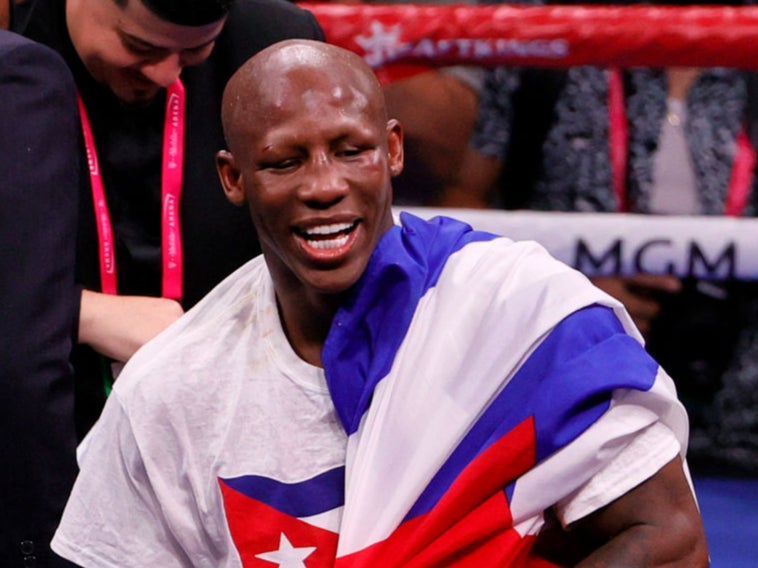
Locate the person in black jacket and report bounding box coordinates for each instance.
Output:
[9,0,325,438]
[0,29,80,567]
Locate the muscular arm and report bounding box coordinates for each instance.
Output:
[535,457,708,567]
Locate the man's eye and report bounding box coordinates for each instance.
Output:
[122,39,167,60]
[262,159,298,171]
[338,147,368,158]
[127,45,151,55]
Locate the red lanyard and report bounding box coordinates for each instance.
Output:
[607,68,755,216]
[76,80,186,299]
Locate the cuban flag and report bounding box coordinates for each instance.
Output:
[220,213,688,567]
[219,467,343,567]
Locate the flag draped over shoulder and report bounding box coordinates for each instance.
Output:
[323,213,688,566]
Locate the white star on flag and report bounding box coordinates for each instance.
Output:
[255,533,316,568]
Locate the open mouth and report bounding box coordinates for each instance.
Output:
[295,221,359,251]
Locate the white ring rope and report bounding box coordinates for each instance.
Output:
[399,208,758,281]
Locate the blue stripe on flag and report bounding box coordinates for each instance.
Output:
[404,305,659,520]
[220,466,345,518]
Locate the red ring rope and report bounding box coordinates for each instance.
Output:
[301,4,758,83]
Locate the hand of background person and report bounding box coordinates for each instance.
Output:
[79,290,184,363]
[591,274,682,339]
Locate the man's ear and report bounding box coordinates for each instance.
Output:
[386,118,404,178]
[216,150,246,206]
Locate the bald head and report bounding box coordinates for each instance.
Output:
[215,38,404,308]
[221,39,387,154]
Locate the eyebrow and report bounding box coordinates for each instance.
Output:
[119,30,219,53]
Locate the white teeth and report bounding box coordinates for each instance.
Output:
[309,234,350,250]
[299,221,355,251]
[304,222,353,236]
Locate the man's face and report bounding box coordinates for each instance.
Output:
[219,69,403,298]
[66,0,226,104]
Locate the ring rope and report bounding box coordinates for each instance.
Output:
[302,4,758,72]
[400,208,758,280]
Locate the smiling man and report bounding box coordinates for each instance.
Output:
[53,40,708,566]
[10,0,324,440]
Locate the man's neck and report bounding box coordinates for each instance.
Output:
[276,290,344,368]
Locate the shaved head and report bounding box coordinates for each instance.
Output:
[221,39,387,154]
[215,38,403,315]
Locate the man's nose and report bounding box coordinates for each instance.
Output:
[300,156,350,206]
[140,53,182,89]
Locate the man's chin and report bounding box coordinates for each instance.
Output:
[111,84,161,107]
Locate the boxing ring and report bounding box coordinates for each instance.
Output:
[302,3,758,281]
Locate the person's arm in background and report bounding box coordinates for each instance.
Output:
[383,67,481,206]
[0,31,80,566]
[437,146,503,208]
[435,66,519,209]
[78,291,184,363]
